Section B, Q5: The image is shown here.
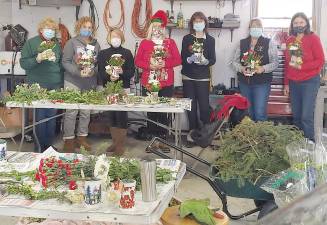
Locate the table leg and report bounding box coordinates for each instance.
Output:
[174,113,183,160]
[32,108,41,153]
[314,87,326,141]
[18,107,25,152]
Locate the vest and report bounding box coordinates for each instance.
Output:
[237,36,273,85]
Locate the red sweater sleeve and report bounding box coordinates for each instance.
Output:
[301,34,325,71]
[135,40,151,70]
[165,39,182,68]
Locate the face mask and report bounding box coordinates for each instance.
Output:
[193,22,205,32]
[111,38,121,48]
[250,28,263,38]
[42,29,55,40]
[80,29,92,37]
[293,26,306,35]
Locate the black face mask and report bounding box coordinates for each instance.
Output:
[293,26,307,35]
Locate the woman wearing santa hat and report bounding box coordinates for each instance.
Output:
[181,11,216,147]
[135,10,181,150]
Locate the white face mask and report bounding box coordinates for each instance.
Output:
[111,38,121,48]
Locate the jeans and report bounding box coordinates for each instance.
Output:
[63,80,91,139]
[35,108,57,152]
[183,80,210,130]
[239,82,271,121]
[28,82,62,152]
[289,75,320,141]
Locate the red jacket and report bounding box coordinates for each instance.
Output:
[135,38,181,88]
[284,33,325,84]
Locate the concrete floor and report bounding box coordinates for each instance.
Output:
[1,134,258,225]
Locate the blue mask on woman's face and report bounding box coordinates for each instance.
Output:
[42,29,55,40]
[250,28,263,38]
[193,22,205,32]
[80,28,92,37]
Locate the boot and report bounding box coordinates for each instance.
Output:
[63,139,77,153]
[76,136,92,151]
[113,128,127,156]
[106,127,118,153]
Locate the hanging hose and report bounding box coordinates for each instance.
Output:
[58,23,71,49]
[103,0,125,32]
[76,0,100,31]
[131,0,153,38]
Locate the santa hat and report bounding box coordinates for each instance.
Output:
[151,10,168,27]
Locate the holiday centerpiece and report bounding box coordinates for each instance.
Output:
[106,54,125,79]
[150,44,168,81]
[76,47,97,77]
[191,40,204,64]
[241,50,262,76]
[288,38,303,68]
[38,40,56,62]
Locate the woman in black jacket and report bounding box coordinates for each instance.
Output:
[181,11,216,147]
[98,29,135,156]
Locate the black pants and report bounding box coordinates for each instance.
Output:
[104,111,128,129]
[142,86,173,136]
[183,80,210,130]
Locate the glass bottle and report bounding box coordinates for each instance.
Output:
[177,3,184,28]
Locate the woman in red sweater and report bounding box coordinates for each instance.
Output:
[135,10,181,142]
[284,12,325,141]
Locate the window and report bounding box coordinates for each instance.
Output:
[258,0,312,28]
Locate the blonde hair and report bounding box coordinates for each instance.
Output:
[249,18,263,28]
[107,29,125,44]
[38,17,59,33]
[146,22,166,40]
[74,16,96,36]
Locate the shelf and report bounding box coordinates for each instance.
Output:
[166,0,239,15]
[167,26,239,42]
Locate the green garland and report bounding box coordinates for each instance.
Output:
[108,158,174,190]
[213,117,304,186]
[0,171,35,181]
[6,184,70,203]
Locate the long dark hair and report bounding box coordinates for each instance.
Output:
[289,12,311,36]
[189,11,208,34]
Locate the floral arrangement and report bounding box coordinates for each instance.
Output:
[241,50,262,76]
[76,49,96,70]
[35,156,92,190]
[106,54,125,67]
[191,40,203,54]
[288,38,303,67]
[38,41,56,53]
[146,78,161,93]
[146,82,161,93]
[37,41,56,62]
[105,54,125,77]
[152,45,167,59]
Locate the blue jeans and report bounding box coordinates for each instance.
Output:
[35,108,57,152]
[289,75,320,141]
[239,82,271,121]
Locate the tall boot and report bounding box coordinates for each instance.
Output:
[76,136,91,151]
[107,127,118,153]
[63,139,77,153]
[113,128,127,156]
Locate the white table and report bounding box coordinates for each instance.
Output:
[6,100,191,158]
[0,152,186,224]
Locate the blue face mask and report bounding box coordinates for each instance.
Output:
[80,29,92,37]
[193,22,205,32]
[250,28,263,38]
[42,29,55,40]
